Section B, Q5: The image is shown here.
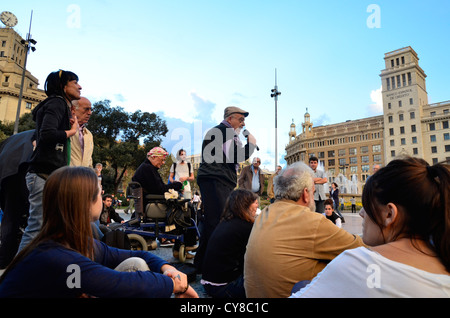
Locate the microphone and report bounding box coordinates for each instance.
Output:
[243,129,259,151]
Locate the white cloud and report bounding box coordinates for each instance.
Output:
[369,87,383,114]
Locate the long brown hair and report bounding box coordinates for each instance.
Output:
[362,156,450,272]
[220,189,258,223]
[0,166,99,282]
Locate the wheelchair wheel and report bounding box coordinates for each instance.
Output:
[128,234,148,251]
[178,244,187,262]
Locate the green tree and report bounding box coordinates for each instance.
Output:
[88,100,168,194]
[0,112,36,143]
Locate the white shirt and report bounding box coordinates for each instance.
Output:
[290,247,450,298]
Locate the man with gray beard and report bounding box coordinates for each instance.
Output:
[244,161,365,298]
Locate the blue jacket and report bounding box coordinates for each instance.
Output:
[0,240,173,298]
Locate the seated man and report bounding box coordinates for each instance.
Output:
[244,161,365,298]
[132,147,195,256]
[132,147,183,202]
[98,194,124,233]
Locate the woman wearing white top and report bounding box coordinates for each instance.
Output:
[291,156,450,298]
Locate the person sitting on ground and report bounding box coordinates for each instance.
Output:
[244,161,365,298]
[323,198,342,228]
[290,157,450,298]
[201,189,259,298]
[0,166,198,298]
[98,194,124,234]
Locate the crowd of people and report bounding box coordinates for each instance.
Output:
[0,70,449,298]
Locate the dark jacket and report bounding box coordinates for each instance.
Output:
[132,158,182,196]
[28,96,71,175]
[197,122,255,189]
[99,204,124,225]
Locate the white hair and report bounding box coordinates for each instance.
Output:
[274,161,314,202]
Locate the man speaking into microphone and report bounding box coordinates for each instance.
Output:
[195,106,257,272]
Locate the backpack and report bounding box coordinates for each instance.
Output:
[101,229,131,249]
[168,162,191,184]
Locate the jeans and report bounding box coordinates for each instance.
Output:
[17,173,46,252]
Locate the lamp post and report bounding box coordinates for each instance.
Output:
[14,10,36,135]
[270,69,281,170]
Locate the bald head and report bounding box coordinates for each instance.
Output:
[72,97,92,125]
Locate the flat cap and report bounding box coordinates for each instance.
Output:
[224,106,249,119]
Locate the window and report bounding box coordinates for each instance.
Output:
[432,158,439,164]
[361,156,369,163]
[328,159,335,166]
[339,158,347,165]
[389,128,394,136]
[373,154,382,162]
[430,135,436,142]
[373,145,381,152]
[390,140,395,146]
[361,146,369,154]
[413,148,418,155]
[328,150,335,157]
[411,125,416,133]
[26,102,32,109]
[362,165,370,172]
[391,60,394,67]
[410,98,414,105]
[402,74,406,87]
[429,123,435,131]
[391,77,396,89]
[407,72,412,85]
[399,114,404,121]
[349,148,357,155]
[399,100,402,107]
[412,136,417,144]
[388,102,391,109]
[396,58,399,66]
[400,126,405,134]
[1,40,6,47]
[387,78,391,90]
[391,150,396,157]
[338,149,346,156]
[401,56,405,64]
[443,121,449,129]
[318,152,325,159]
[350,157,357,164]
[388,115,393,123]
[431,146,437,153]
[446,145,450,152]
[444,133,450,141]
[401,138,406,145]
[397,75,401,88]
[410,112,415,119]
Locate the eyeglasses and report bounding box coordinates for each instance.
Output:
[233,116,245,123]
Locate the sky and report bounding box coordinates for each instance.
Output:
[4,0,450,171]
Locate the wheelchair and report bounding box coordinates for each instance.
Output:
[121,182,199,262]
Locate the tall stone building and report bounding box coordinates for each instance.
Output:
[0,25,46,124]
[285,46,450,186]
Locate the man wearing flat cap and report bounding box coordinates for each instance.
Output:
[194,106,257,272]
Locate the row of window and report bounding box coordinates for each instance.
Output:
[326,155,382,167]
[315,145,382,159]
[307,133,381,149]
[390,145,450,157]
[387,111,415,123]
[387,98,414,109]
[386,72,412,90]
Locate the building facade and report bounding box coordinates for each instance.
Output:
[285,46,450,186]
[0,26,45,124]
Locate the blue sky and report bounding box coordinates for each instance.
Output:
[4,1,450,170]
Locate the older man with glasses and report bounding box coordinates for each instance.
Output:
[195,106,257,273]
[238,157,264,201]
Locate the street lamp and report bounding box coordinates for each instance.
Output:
[14,10,36,135]
[270,69,281,170]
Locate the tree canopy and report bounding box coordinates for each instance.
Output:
[87,100,168,194]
